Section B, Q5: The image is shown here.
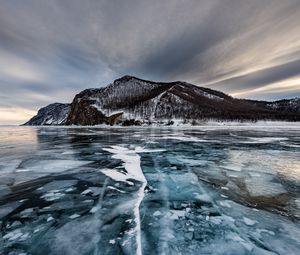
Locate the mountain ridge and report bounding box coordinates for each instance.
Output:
[24,75,300,125]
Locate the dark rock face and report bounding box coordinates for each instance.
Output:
[23,103,70,125]
[24,75,300,126]
[65,95,106,125]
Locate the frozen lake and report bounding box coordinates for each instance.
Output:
[0,125,300,255]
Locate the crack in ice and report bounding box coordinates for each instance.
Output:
[102,145,161,255]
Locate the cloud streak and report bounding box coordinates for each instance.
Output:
[0,0,300,124]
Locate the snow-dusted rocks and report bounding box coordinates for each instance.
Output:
[24,103,70,125]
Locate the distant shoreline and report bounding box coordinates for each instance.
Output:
[1,120,300,129]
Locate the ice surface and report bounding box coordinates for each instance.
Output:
[17,159,92,173]
[0,126,299,255]
[0,202,20,218]
[245,177,287,197]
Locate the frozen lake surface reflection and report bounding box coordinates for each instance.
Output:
[0,125,300,255]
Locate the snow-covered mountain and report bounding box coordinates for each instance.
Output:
[24,103,70,125]
[264,98,300,112]
[24,76,300,125]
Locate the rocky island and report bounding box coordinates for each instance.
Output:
[24,76,300,126]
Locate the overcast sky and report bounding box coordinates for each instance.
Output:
[1,0,300,124]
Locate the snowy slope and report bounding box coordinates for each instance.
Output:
[24,103,70,125]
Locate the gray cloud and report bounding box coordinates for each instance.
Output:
[1,0,300,123]
[212,58,300,95]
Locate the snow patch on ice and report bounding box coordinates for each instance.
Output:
[220,200,232,208]
[247,137,288,143]
[69,214,80,219]
[194,193,211,203]
[153,211,162,217]
[158,136,208,142]
[3,229,30,242]
[47,216,54,222]
[243,217,257,226]
[90,206,99,214]
[107,185,126,193]
[41,191,65,201]
[81,189,92,195]
[109,239,116,244]
[222,164,243,172]
[100,169,134,185]
[102,146,147,182]
[168,210,185,220]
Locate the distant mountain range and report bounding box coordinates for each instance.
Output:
[24,75,300,125]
